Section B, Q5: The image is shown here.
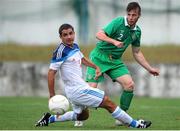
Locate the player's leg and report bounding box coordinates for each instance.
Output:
[107,65,134,125]
[35,111,84,127]
[76,58,104,126]
[99,95,151,128]
[88,48,134,113]
[73,85,151,128]
[75,67,99,127]
[116,74,134,112]
[107,65,134,112]
[74,65,99,127]
[114,75,134,126]
[35,107,89,127]
[74,108,89,127]
[49,108,89,122]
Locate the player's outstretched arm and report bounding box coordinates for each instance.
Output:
[132,46,160,76]
[81,57,101,79]
[48,69,57,98]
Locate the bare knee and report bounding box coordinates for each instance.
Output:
[99,96,117,113]
[77,109,89,121]
[123,80,134,91]
[116,75,135,91]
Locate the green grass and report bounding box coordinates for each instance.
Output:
[0,97,180,130]
[1,43,180,63]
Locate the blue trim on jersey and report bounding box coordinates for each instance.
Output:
[82,89,104,99]
[50,43,80,63]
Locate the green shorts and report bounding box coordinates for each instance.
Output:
[86,48,129,83]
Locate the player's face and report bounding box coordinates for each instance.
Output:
[127,8,140,27]
[60,28,75,46]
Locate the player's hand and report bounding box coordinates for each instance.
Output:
[113,40,124,48]
[94,66,102,80]
[149,68,160,76]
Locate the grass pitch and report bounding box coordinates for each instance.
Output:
[0,96,180,130]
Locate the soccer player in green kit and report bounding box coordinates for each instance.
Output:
[85,2,160,126]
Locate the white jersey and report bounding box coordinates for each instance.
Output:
[49,43,104,113]
[49,43,88,88]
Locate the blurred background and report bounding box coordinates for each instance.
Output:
[1,0,180,45]
[0,0,180,98]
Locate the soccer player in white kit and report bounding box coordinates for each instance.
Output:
[35,24,152,128]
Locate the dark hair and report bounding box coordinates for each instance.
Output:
[126,2,141,15]
[59,23,74,36]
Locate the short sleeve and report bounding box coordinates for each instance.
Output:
[49,44,64,70]
[49,61,63,70]
[103,17,123,36]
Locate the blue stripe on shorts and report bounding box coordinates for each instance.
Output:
[82,89,104,99]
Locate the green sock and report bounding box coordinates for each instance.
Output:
[120,90,134,111]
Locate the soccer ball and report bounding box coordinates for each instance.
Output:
[48,95,69,115]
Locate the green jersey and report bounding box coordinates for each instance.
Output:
[96,16,141,59]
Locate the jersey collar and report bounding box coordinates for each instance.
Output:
[124,16,137,30]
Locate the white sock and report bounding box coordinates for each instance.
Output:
[112,106,134,126]
[49,111,77,122]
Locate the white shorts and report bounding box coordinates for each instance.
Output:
[65,85,105,114]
